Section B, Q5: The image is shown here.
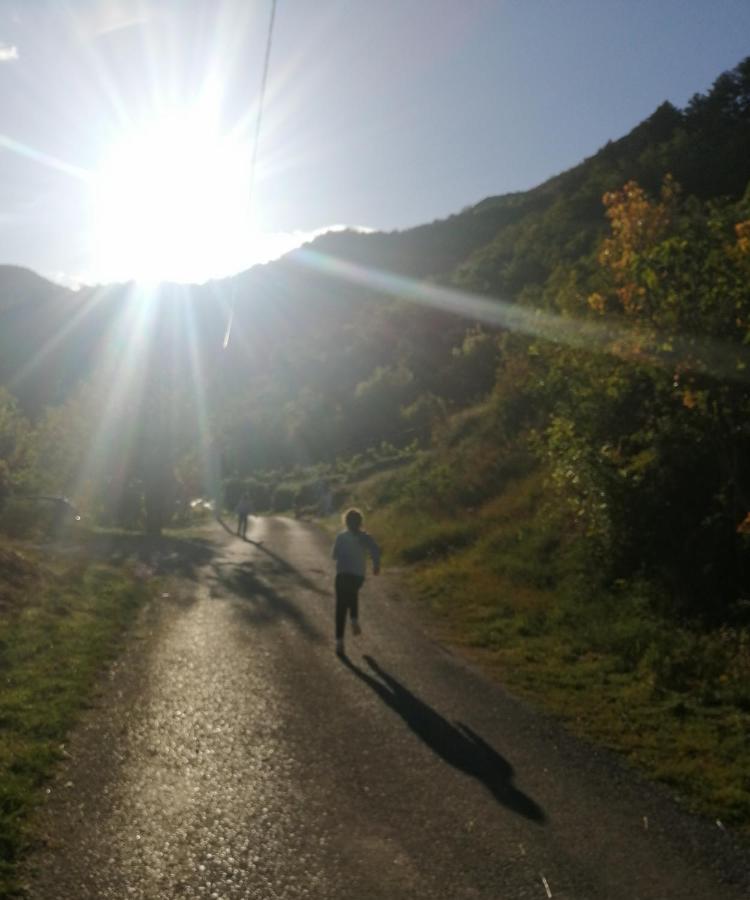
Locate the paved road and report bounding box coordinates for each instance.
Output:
[24,517,749,899]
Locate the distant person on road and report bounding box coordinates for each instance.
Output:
[236,493,252,539]
[331,507,381,656]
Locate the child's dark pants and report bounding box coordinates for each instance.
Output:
[335,573,364,639]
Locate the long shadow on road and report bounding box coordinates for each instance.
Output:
[216,515,327,597]
[341,654,546,824]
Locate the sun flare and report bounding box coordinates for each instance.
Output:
[93,113,255,284]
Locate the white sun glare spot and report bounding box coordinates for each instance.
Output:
[93,112,255,284]
[90,111,365,285]
[0,44,19,62]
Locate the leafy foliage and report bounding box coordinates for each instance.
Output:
[1,57,750,610]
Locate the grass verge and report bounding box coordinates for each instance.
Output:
[353,463,750,838]
[0,542,150,897]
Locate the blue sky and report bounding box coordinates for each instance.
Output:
[0,0,748,284]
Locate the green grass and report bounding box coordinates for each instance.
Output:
[0,543,150,897]
[352,461,750,837]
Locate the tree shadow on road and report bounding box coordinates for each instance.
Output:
[341,654,546,824]
[216,514,327,596]
[75,530,218,580]
[209,559,321,642]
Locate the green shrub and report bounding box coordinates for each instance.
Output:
[224,478,272,513]
[0,498,41,539]
[401,523,476,563]
[271,486,295,512]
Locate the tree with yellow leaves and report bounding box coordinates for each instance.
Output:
[542,176,750,619]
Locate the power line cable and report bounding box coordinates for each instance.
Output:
[223,0,278,350]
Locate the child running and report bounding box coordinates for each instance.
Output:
[331,508,381,656]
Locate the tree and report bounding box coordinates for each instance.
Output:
[541,176,750,618]
[0,388,32,504]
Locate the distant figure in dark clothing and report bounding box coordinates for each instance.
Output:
[331,507,381,655]
[236,493,252,538]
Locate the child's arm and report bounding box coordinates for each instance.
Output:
[367,534,381,575]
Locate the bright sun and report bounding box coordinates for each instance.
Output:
[93,113,254,284]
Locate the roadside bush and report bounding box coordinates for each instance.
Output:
[248,482,272,512]
[224,478,272,513]
[642,625,750,702]
[0,497,82,540]
[0,498,40,539]
[558,587,665,672]
[331,487,349,511]
[294,479,342,513]
[400,522,476,563]
[271,486,295,512]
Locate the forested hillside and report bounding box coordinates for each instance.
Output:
[2,56,750,623]
[2,54,750,829]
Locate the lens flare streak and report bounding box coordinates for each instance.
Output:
[293,248,750,384]
[0,134,91,181]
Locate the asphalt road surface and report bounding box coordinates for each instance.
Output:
[23,517,749,899]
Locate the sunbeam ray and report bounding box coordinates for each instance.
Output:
[292,248,750,385]
[0,134,91,181]
[7,286,110,392]
[183,289,221,503]
[62,0,134,130]
[70,284,157,507]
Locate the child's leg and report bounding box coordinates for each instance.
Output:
[334,574,349,640]
[351,586,359,623]
[350,576,364,634]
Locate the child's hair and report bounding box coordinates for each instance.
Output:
[343,507,364,531]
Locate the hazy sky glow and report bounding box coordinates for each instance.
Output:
[0,0,748,285]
